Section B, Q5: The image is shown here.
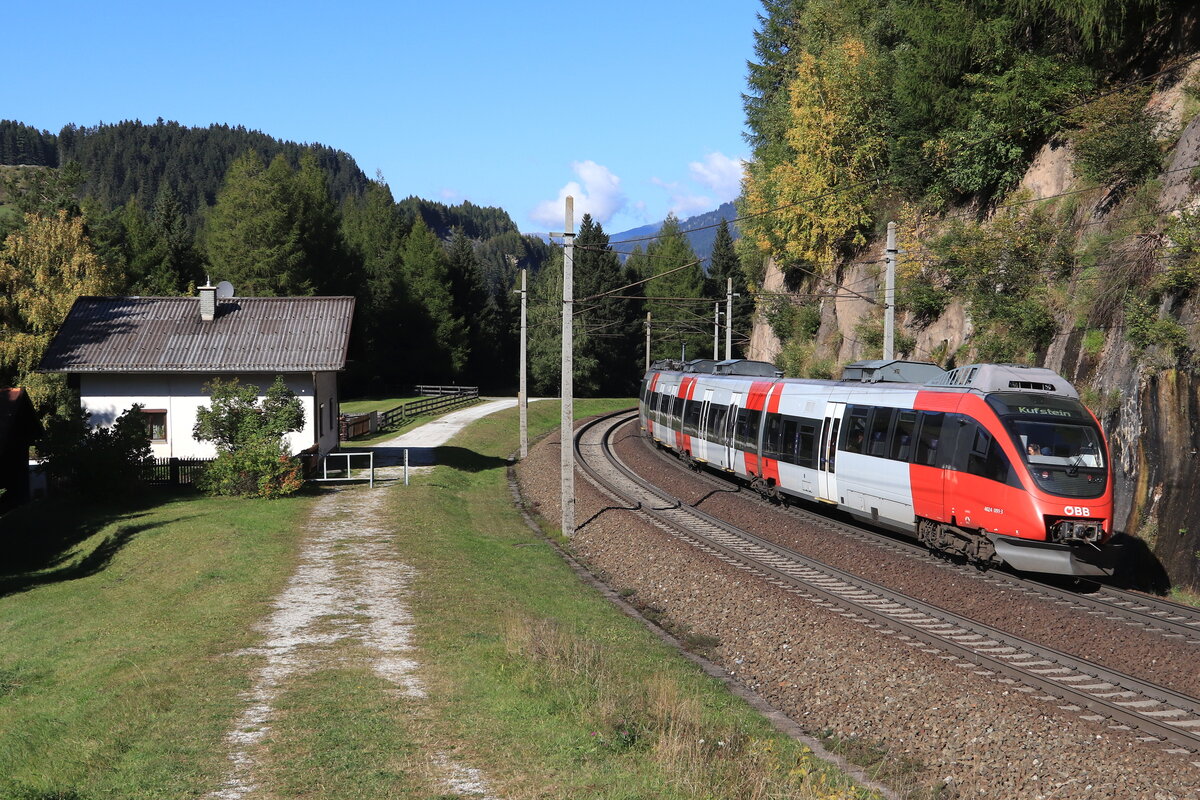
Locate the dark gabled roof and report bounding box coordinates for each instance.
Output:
[39,296,355,374]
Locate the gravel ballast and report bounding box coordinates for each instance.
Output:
[516,419,1200,799]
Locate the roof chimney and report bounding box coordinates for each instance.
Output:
[199,282,216,322]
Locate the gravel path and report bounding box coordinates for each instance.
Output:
[516,418,1200,799]
[208,402,520,799]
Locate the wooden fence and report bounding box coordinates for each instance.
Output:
[377,387,480,432]
[415,384,476,396]
[140,457,213,486]
[339,412,375,440]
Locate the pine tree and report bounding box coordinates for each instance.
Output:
[629,215,707,362]
[203,152,306,295]
[446,229,503,386]
[707,219,753,358]
[400,220,467,381]
[574,214,642,395]
[341,181,409,391]
[527,247,599,396]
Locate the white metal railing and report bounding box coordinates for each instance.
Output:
[313,451,375,487]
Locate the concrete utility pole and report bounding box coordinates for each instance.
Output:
[884,221,897,361]
[644,312,652,371]
[725,277,737,361]
[553,197,576,536]
[512,258,528,459]
[713,303,722,359]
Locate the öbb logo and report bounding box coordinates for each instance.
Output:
[1063,505,1091,516]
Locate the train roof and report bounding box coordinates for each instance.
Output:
[648,360,1079,400]
[841,359,946,384]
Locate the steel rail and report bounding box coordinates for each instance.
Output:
[577,411,1200,756]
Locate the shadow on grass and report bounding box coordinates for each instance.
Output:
[368,445,510,472]
[0,492,189,599]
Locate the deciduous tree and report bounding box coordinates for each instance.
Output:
[0,210,120,415]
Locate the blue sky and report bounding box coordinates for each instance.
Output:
[9,1,762,234]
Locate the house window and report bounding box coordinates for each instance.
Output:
[319,403,325,436]
[144,409,167,442]
[329,399,335,430]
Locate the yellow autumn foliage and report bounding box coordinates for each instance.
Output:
[0,211,120,411]
[741,37,886,270]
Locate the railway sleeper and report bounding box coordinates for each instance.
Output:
[918,518,1000,569]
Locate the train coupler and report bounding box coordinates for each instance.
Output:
[1048,519,1105,544]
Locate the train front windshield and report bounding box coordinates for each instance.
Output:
[986,393,1108,500]
[1008,420,1105,468]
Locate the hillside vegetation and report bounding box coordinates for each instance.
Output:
[737,0,1200,589]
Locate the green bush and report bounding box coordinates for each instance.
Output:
[193,377,305,498]
[40,405,152,499]
[899,276,950,322]
[197,437,305,498]
[1125,295,1189,357]
[763,296,796,342]
[1082,329,1106,357]
[1067,88,1165,189]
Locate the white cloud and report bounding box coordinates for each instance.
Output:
[687,152,745,201]
[439,188,461,201]
[531,160,627,228]
[652,177,715,220]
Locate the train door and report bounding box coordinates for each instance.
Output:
[696,389,714,462]
[818,401,847,503]
[726,392,743,467]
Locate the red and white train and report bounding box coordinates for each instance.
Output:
[638,358,1116,577]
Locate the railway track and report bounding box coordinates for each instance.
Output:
[636,413,1200,646]
[577,410,1200,759]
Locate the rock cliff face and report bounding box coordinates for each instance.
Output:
[747,69,1200,592]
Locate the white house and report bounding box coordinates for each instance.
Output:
[39,286,355,460]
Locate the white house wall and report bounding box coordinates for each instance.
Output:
[79,373,334,460]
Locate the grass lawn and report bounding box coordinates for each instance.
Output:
[0,488,316,798]
[0,398,875,799]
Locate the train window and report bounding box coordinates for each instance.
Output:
[707,405,728,440]
[914,411,945,466]
[735,409,761,450]
[672,394,685,421]
[826,418,841,473]
[867,407,895,458]
[965,424,1014,485]
[683,400,702,436]
[890,410,917,462]
[841,406,869,454]
[795,420,819,468]
[763,413,783,456]
[639,377,652,403]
